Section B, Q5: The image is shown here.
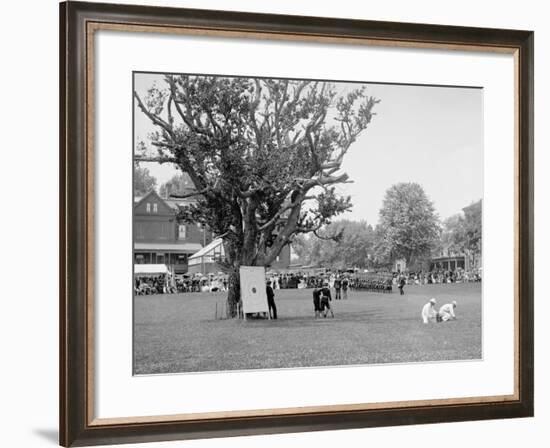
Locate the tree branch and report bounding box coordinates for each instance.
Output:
[313,229,343,242]
[257,195,314,231]
[296,221,324,234]
[169,189,208,199]
[134,155,177,164]
[167,78,212,136]
[133,91,173,137]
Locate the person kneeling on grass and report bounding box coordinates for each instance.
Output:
[421,298,437,324]
[437,301,457,322]
[320,282,334,318]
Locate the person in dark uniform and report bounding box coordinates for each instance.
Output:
[334,276,342,300]
[398,276,406,295]
[342,276,349,299]
[312,287,322,318]
[266,280,277,319]
[320,282,334,318]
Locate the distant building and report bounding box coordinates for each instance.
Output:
[135,189,291,275]
[430,200,482,272]
[133,190,211,274]
[429,255,465,272]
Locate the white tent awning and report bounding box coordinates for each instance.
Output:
[134,264,169,275]
[189,238,224,260]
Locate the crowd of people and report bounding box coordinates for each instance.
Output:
[135,267,481,298]
[394,269,482,286]
[134,275,176,295]
[266,271,391,293]
[134,273,229,295]
[266,268,481,292]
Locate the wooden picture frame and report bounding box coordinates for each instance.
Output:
[60,1,534,446]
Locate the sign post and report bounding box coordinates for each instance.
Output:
[239,266,269,319]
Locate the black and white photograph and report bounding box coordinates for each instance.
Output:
[0,0,543,446]
[132,72,483,375]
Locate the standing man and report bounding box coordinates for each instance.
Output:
[334,275,342,300]
[266,280,277,319]
[320,281,334,318]
[398,276,406,296]
[342,276,349,300]
[421,298,437,324]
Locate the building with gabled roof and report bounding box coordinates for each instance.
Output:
[134,190,212,274]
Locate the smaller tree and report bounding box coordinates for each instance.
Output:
[134,163,158,196]
[376,182,441,268]
[292,220,375,269]
[159,173,194,198]
[291,234,315,266]
[463,200,482,256]
[438,214,467,256]
[372,224,392,268]
[436,200,482,261]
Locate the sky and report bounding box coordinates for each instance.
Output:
[134,73,483,226]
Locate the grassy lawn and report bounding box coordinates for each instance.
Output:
[133,282,481,374]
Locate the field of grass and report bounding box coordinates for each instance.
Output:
[133,282,481,374]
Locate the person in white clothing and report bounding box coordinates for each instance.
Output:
[421,298,437,324]
[437,301,457,322]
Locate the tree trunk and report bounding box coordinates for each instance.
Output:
[227,267,241,318]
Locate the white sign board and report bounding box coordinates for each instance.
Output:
[240,266,269,316]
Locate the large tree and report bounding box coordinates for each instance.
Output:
[375,182,441,268]
[135,75,379,315]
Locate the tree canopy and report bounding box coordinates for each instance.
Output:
[293,220,375,269]
[374,182,441,267]
[135,75,379,312]
[462,200,482,255]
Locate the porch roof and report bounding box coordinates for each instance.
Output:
[134,242,203,253]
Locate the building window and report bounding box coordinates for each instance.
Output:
[178,224,187,240]
[153,203,158,213]
[146,203,151,213]
[135,223,145,240]
[157,223,170,240]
